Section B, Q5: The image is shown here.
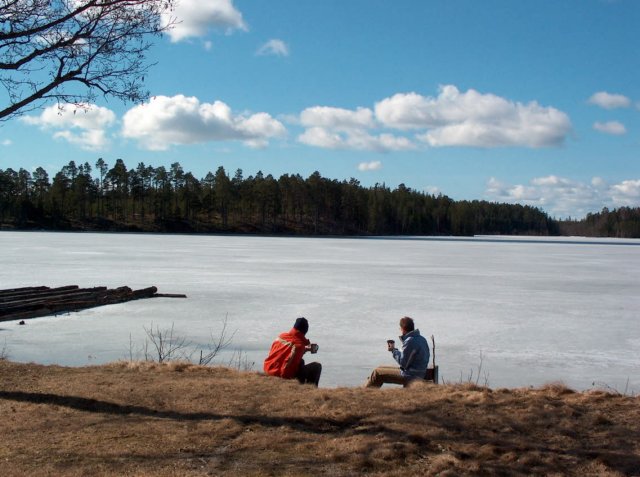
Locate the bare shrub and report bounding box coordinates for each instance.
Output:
[128,333,136,362]
[143,322,191,363]
[468,350,490,386]
[591,378,636,397]
[441,350,490,387]
[228,349,255,371]
[198,314,236,365]
[0,338,8,360]
[126,316,242,369]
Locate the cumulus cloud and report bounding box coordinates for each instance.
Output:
[486,175,640,218]
[299,127,414,152]
[610,180,640,206]
[593,121,627,135]
[164,0,247,42]
[357,161,382,171]
[588,91,631,109]
[256,39,289,57]
[21,103,115,150]
[298,105,415,152]
[121,95,286,150]
[297,85,571,152]
[375,85,572,148]
[298,127,342,149]
[300,106,375,132]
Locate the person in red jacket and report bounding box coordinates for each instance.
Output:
[263,317,322,386]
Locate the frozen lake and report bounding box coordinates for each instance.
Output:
[1,231,638,393]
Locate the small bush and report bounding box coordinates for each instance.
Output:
[125,316,249,370]
[0,339,8,360]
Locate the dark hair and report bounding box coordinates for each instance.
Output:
[399,316,414,332]
[293,317,309,335]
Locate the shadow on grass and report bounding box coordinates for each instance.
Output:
[3,389,640,476]
[0,389,361,434]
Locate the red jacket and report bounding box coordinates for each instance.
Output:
[263,328,309,379]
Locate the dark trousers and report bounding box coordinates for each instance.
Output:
[296,359,322,386]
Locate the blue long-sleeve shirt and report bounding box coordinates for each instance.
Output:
[392,329,430,379]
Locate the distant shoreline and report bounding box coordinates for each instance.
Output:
[2,227,640,246]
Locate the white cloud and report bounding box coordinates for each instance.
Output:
[486,175,640,218]
[376,85,571,148]
[375,134,415,151]
[121,95,286,150]
[204,40,213,51]
[300,106,375,132]
[298,127,343,149]
[587,91,631,110]
[298,105,415,152]
[357,161,382,171]
[1,139,11,146]
[296,85,570,152]
[610,180,640,206]
[298,127,414,152]
[593,121,627,135]
[164,0,247,42]
[21,103,115,150]
[257,39,289,57]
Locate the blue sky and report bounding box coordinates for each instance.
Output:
[2,0,640,219]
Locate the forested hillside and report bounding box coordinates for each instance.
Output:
[0,159,629,237]
[558,207,640,238]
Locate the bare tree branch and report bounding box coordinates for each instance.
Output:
[143,321,190,363]
[0,0,175,121]
[198,314,237,366]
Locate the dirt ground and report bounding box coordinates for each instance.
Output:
[1,359,639,476]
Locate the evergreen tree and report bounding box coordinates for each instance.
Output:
[6,158,637,237]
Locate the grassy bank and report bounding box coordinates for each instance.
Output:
[1,360,639,476]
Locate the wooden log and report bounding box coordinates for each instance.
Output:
[0,285,77,295]
[2,297,120,321]
[0,308,57,322]
[1,290,107,310]
[154,293,187,298]
[0,285,80,302]
[0,288,81,305]
[131,286,158,299]
[1,303,90,321]
[0,285,186,322]
[0,286,50,297]
[0,288,108,309]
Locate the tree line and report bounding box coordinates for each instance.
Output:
[0,158,633,237]
[558,207,640,238]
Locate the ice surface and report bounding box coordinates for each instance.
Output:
[1,231,638,392]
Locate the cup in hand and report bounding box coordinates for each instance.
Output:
[310,343,319,354]
[387,339,395,351]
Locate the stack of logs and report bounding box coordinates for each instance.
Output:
[0,285,186,322]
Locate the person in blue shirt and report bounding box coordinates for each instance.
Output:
[365,316,430,387]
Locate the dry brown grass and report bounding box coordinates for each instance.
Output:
[1,360,639,476]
